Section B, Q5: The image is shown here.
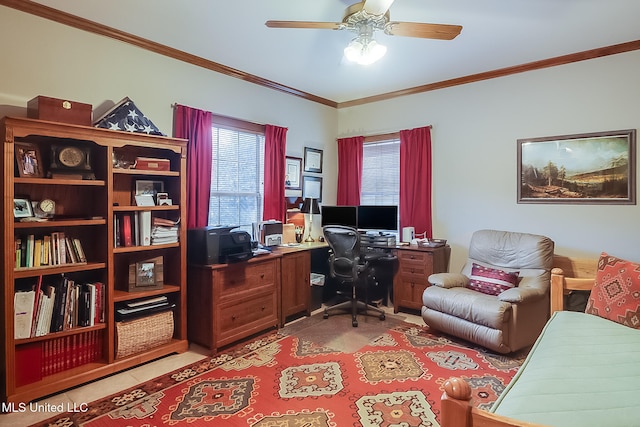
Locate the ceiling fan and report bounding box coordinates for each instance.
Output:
[265,0,462,65]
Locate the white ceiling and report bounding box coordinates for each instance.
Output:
[30,0,640,104]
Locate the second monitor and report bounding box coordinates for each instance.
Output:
[321,205,398,233]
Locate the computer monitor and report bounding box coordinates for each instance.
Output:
[320,205,358,228]
[357,205,398,232]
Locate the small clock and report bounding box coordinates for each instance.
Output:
[33,198,55,218]
[49,144,95,179]
[58,146,85,168]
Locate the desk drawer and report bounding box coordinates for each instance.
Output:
[216,259,276,295]
[216,290,278,346]
[398,250,431,263]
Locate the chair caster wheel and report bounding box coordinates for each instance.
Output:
[352,320,358,327]
[379,314,386,321]
[323,312,329,319]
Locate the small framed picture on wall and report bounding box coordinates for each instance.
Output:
[302,175,322,202]
[285,156,302,189]
[304,147,323,173]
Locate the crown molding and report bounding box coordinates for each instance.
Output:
[3,0,639,110]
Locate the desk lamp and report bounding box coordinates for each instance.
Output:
[300,197,320,242]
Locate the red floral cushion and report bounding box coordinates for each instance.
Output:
[585,253,640,328]
[468,263,519,296]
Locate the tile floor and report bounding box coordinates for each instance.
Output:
[1,305,424,427]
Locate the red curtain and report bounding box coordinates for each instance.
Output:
[400,126,433,238]
[173,104,212,229]
[263,124,288,222]
[336,136,364,205]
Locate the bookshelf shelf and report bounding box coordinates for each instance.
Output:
[113,242,180,254]
[2,116,188,404]
[14,177,106,186]
[15,323,107,345]
[112,205,179,212]
[113,284,181,303]
[13,262,107,278]
[14,219,107,229]
[113,168,179,177]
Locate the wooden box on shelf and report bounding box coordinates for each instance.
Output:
[27,95,92,126]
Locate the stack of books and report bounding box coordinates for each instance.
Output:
[115,295,174,321]
[151,217,179,245]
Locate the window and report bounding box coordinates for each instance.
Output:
[209,122,265,234]
[361,139,400,206]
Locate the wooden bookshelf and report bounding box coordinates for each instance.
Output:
[1,116,188,404]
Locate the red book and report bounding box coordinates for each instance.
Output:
[15,342,43,387]
[122,214,133,247]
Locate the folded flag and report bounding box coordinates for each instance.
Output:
[93,97,164,136]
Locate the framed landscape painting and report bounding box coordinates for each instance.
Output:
[517,129,636,204]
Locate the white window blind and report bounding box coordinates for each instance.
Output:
[209,126,265,233]
[361,139,400,205]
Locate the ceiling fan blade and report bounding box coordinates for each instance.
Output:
[362,0,395,15]
[387,22,462,40]
[265,20,342,30]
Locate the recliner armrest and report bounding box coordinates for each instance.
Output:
[428,273,469,288]
[498,275,549,303]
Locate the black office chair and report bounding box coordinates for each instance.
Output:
[322,225,386,327]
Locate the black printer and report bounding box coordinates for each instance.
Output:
[187,226,253,264]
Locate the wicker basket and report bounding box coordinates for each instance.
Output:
[115,310,174,358]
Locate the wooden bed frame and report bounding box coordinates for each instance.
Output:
[439,256,598,427]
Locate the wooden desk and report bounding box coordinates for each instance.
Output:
[187,242,328,353]
[187,255,281,353]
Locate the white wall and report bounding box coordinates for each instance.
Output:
[338,51,640,271]
[0,7,337,235]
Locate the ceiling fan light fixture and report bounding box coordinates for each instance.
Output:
[344,37,386,65]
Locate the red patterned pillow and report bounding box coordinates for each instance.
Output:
[468,263,519,296]
[585,253,640,328]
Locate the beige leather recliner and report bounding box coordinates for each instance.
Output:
[422,229,554,354]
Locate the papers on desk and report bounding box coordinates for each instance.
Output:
[253,248,271,256]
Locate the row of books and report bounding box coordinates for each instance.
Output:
[15,232,87,269]
[15,330,104,387]
[14,276,104,339]
[114,212,179,247]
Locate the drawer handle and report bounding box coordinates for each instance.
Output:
[410,255,415,259]
[260,274,265,279]
[232,315,237,321]
[261,306,266,311]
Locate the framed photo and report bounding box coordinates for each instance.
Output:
[128,256,164,291]
[304,147,323,173]
[517,129,636,204]
[302,175,323,202]
[285,156,302,189]
[13,197,34,218]
[15,142,44,178]
[135,180,165,197]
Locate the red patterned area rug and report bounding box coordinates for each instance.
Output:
[36,313,527,427]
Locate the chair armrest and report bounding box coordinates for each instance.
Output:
[498,274,549,303]
[428,273,469,288]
